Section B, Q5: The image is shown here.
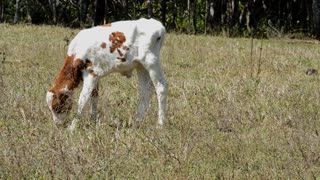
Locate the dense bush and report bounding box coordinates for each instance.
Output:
[0,1,318,37]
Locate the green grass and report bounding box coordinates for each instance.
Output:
[1,24,320,179]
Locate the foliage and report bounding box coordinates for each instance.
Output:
[0,0,317,36]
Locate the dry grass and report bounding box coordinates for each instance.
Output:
[1,24,320,179]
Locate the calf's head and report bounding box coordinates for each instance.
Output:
[46,89,73,125]
[46,55,84,125]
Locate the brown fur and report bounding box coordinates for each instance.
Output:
[91,84,99,97]
[109,31,126,53]
[100,42,107,49]
[116,49,126,62]
[49,54,85,113]
[85,59,93,68]
[51,93,72,113]
[89,70,97,77]
[50,54,84,93]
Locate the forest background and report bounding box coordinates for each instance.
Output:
[2,0,320,38]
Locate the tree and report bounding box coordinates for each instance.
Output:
[313,0,320,38]
[146,0,153,18]
[187,0,198,33]
[187,0,190,31]
[26,0,31,23]
[14,0,20,23]
[0,0,3,22]
[192,0,197,33]
[94,0,105,25]
[79,0,88,24]
[172,0,177,28]
[161,0,166,26]
[0,0,317,37]
[48,0,57,24]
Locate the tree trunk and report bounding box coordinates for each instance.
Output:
[313,0,320,38]
[119,0,128,19]
[161,0,166,26]
[94,0,105,26]
[187,0,191,32]
[26,0,32,23]
[105,0,109,22]
[193,0,197,33]
[172,0,177,29]
[51,0,57,24]
[147,0,153,18]
[306,0,313,31]
[220,0,226,25]
[79,0,88,25]
[0,0,3,22]
[14,0,20,24]
[206,0,215,31]
[232,0,239,26]
[205,0,208,34]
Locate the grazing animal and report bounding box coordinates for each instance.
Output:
[46,18,168,130]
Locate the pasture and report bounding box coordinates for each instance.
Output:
[0,24,320,179]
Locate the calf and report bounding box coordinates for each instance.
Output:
[46,18,168,130]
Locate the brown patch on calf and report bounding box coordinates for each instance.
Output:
[49,54,85,113]
[85,59,93,68]
[100,42,107,49]
[109,32,126,53]
[117,48,124,57]
[123,45,129,51]
[91,84,99,97]
[116,49,126,62]
[50,54,84,92]
[89,70,97,77]
[117,57,126,62]
[51,93,72,113]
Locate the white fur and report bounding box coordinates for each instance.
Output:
[49,18,168,130]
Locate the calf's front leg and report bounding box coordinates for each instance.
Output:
[90,82,99,122]
[69,73,98,131]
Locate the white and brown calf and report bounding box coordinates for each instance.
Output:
[46,18,167,130]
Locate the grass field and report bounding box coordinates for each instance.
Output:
[1,24,320,179]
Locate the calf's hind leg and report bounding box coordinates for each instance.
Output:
[144,60,168,126]
[136,66,154,121]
